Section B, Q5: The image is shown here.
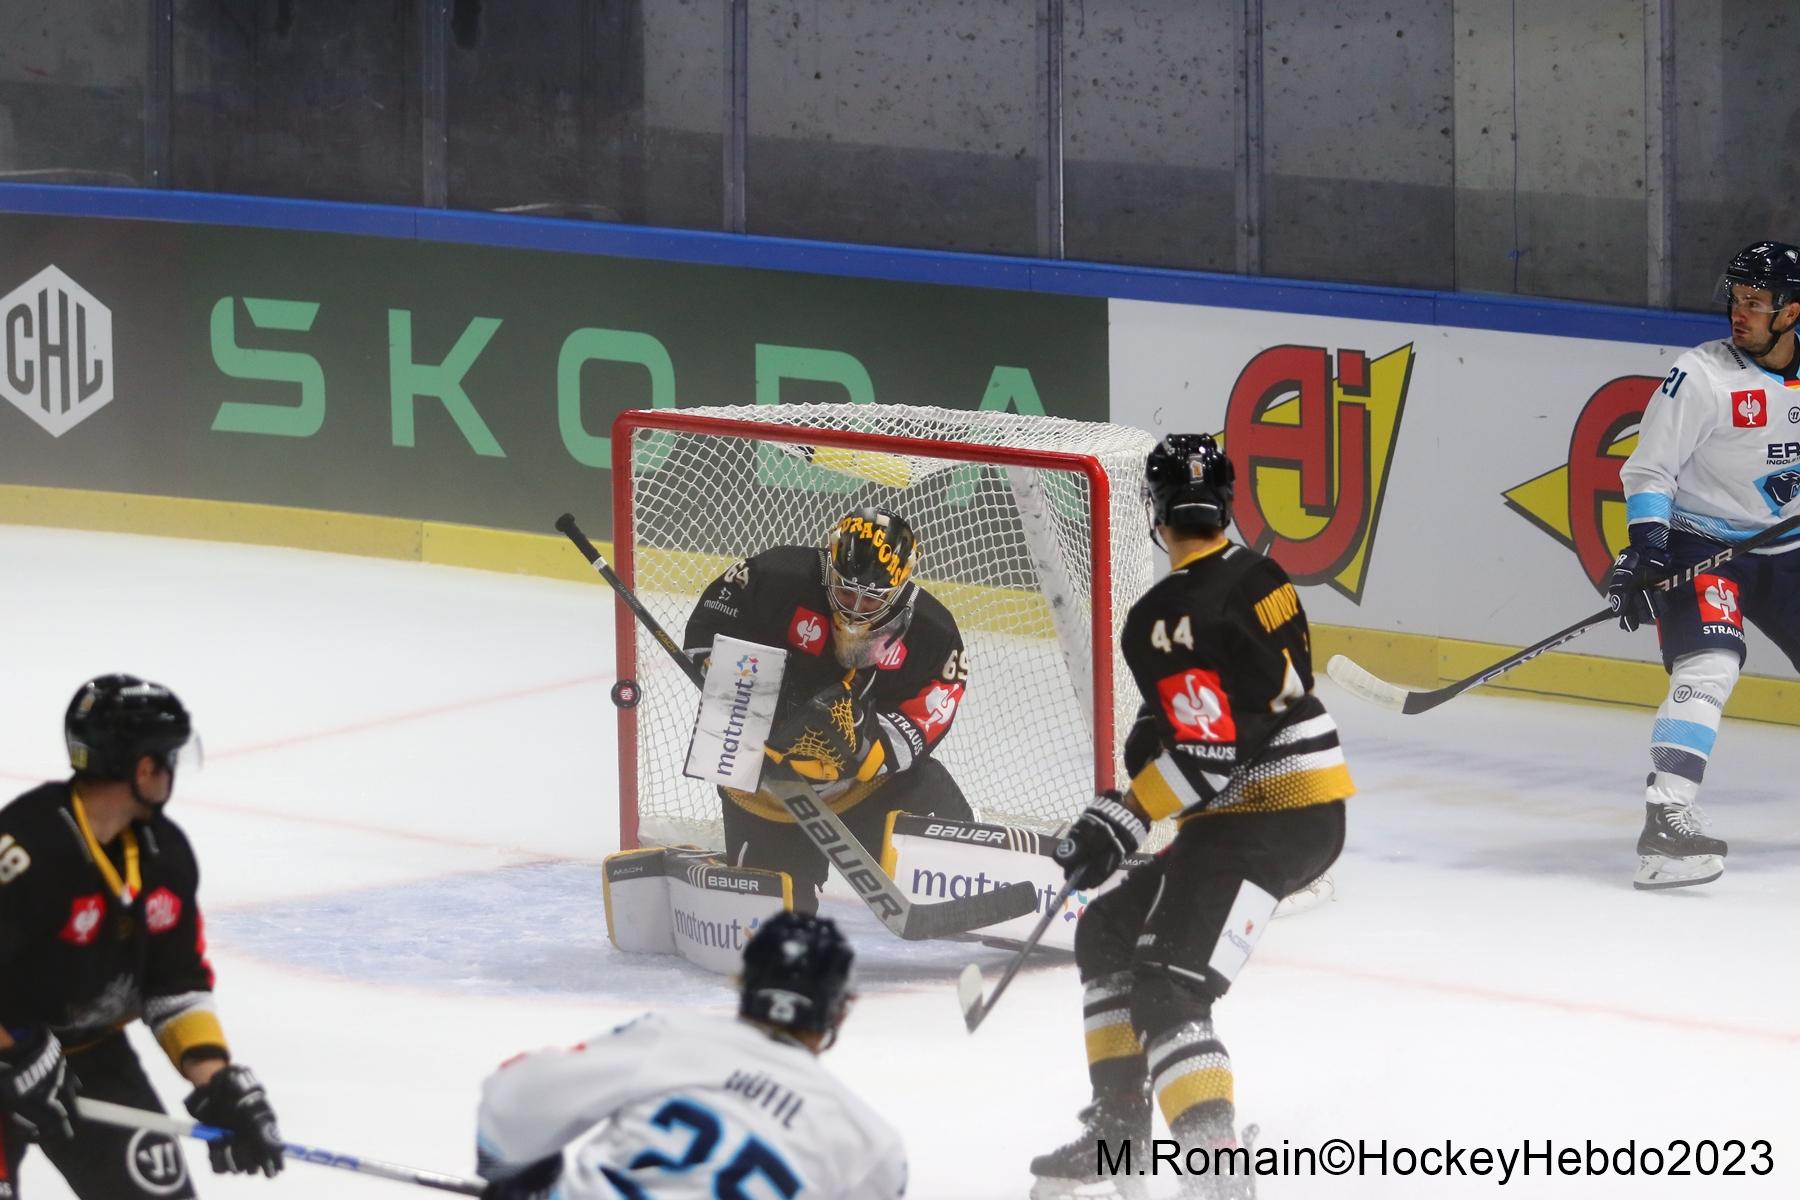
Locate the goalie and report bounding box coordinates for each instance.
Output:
[684,505,974,913]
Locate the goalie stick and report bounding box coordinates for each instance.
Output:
[78,1098,484,1195]
[555,513,1037,941]
[1326,508,1800,714]
[957,877,1076,1033]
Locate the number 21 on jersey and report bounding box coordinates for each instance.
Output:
[1149,617,1194,653]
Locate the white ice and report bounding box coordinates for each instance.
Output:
[2,524,1796,1200]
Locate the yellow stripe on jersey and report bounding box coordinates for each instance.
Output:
[153,1008,229,1066]
[725,775,885,823]
[1253,584,1300,634]
[1183,762,1353,821]
[1129,756,1202,822]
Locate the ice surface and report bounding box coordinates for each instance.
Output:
[3,524,1795,1198]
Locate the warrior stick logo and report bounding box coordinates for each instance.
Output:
[1502,376,1658,588]
[1219,343,1413,602]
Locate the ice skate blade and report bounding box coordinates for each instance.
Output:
[1633,853,1723,891]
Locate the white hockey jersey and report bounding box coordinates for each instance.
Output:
[1621,339,1800,552]
[477,1010,908,1199]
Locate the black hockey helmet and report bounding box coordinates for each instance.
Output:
[1144,433,1235,533]
[66,674,193,781]
[1714,241,1800,312]
[739,911,855,1037]
[824,506,919,628]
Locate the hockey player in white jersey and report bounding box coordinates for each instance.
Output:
[474,911,907,1199]
[1608,240,1800,891]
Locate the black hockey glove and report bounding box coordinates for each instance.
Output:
[480,1155,563,1200]
[1605,529,1670,632]
[765,681,866,785]
[185,1064,284,1177]
[1053,791,1149,890]
[0,1028,79,1144]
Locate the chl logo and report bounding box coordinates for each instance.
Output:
[1,265,114,437]
[145,886,183,934]
[1220,343,1413,602]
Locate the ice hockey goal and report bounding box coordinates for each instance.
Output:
[613,404,1156,850]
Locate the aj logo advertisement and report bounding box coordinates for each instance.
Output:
[1217,343,1414,602]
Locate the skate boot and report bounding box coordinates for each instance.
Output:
[1028,1089,1152,1200]
[1171,1117,1258,1199]
[1634,800,1726,891]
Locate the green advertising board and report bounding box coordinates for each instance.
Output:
[0,213,1109,535]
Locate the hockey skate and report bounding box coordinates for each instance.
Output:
[1634,801,1727,891]
[1028,1092,1152,1200]
[1171,1121,1259,1199]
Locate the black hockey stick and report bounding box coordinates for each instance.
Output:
[957,877,1076,1033]
[80,1098,484,1194]
[1326,508,1800,714]
[556,513,1036,940]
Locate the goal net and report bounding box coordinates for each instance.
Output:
[614,404,1156,851]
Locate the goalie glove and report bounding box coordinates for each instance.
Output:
[764,680,872,785]
[1052,791,1148,890]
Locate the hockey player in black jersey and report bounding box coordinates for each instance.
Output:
[0,676,283,1200]
[1030,436,1351,1200]
[684,506,974,913]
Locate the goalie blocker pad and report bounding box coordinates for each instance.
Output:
[684,635,788,792]
[604,846,793,975]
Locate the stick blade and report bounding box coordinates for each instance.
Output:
[899,880,1038,941]
[1324,654,1409,712]
[957,963,986,1031]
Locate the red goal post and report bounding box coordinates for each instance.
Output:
[611,404,1156,851]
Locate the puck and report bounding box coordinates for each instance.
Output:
[611,679,642,709]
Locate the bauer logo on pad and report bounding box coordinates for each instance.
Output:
[685,636,789,792]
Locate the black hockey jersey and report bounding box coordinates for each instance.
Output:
[1121,541,1352,822]
[684,545,966,822]
[0,782,226,1065]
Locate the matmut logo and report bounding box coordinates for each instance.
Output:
[1217,343,1413,603]
[1,265,114,437]
[1502,375,1657,589]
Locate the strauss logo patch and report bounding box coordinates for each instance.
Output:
[1157,669,1236,743]
[787,607,827,656]
[1696,574,1742,628]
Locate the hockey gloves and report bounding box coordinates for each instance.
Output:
[1605,527,1671,632]
[0,1028,79,1144]
[765,682,867,785]
[1053,791,1149,890]
[185,1064,284,1177]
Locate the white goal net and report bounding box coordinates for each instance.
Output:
[615,404,1156,850]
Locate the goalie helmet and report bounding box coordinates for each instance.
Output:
[1144,433,1235,534]
[739,911,855,1038]
[823,506,920,668]
[66,674,193,780]
[1714,241,1800,312]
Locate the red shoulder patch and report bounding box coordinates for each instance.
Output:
[59,893,107,946]
[1155,669,1236,743]
[900,681,963,735]
[787,607,828,656]
[144,886,182,934]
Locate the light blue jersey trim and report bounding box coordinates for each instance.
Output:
[1651,718,1717,757]
[1674,507,1800,547]
[1626,493,1672,524]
